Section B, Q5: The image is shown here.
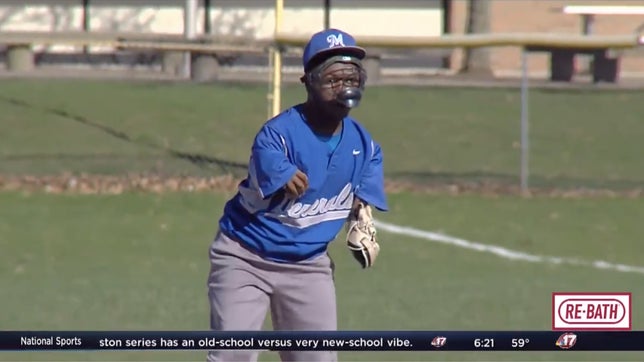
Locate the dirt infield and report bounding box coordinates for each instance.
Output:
[1,174,641,199]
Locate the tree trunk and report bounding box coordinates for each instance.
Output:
[204,0,212,34]
[461,0,493,76]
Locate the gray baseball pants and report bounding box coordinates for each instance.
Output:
[206,231,337,362]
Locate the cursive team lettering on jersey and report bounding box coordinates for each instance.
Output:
[285,183,353,218]
[262,183,354,228]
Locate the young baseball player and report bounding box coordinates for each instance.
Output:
[206,28,388,362]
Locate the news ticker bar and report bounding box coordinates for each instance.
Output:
[1,331,642,351]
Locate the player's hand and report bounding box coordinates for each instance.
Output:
[284,169,308,198]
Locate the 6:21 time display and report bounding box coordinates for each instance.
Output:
[474,338,495,348]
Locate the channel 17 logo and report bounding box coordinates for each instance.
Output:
[555,333,577,350]
[431,336,446,348]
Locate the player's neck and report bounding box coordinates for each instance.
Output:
[302,102,343,136]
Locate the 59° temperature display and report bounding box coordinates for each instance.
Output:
[511,338,530,348]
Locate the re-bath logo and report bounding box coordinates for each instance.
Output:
[552,292,632,331]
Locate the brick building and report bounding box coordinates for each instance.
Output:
[448,0,644,77]
[1,0,642,77]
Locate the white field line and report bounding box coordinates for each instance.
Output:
[375,220,644,275]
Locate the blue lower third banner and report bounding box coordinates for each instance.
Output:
[1,331,642,351]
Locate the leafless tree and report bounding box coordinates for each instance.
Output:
[461,0,492,75]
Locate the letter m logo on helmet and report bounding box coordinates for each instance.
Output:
[326,34,345,48]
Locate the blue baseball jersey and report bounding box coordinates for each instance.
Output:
[218,104,388,262]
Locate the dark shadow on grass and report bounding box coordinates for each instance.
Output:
[0,96,249,175]
[389,170,644,191]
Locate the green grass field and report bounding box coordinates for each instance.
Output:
[1,79,643,361]
[1,79,643,188]
[1,192,642,361]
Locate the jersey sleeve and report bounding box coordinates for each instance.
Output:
[356,140,388,211]
[250,125,297,199]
